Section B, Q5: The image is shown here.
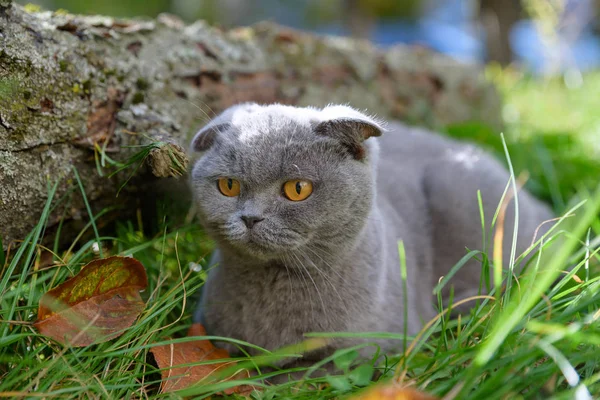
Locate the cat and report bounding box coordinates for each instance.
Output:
[189,102,553,370]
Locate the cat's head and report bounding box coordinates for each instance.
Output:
[190,103,385,262]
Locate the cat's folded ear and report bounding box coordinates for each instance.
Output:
[190,103,259,152]
[190,123,230,152]
[315,105,386,160]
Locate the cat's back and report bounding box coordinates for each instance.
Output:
[374,121,462,218]
[377,121,467,169]
[373,120,500,269]
[376,121,498,195]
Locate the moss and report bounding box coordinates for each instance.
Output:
[132,92,144,104]
[23,3,42,13]
[0,77,19,102]
[59,60,70,72]
[24,60,33,78]
[136,77,149,90]
[82,79,93,93]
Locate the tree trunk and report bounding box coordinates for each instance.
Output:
[0,2,502,249]
[479,0,522,65]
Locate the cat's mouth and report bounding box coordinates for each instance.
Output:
[230,236,286,259]
[226,228,309,259]
[247,233,293,250]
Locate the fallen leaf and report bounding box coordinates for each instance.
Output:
[151,323,255,396]
[34,256,147,347]
[350,383,439,400]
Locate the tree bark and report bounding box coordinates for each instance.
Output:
[0,2,502,248]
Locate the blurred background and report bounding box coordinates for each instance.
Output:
[14,0,600,207]
[16,0,600,74]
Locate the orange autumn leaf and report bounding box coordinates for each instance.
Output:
[34,256,148,347]
[350,384,439,400]
[151,323,255,396]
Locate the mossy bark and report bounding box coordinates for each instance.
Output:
[0,3,502,248]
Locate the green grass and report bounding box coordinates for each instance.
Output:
[446,69,600,211]
[1,71,600,399]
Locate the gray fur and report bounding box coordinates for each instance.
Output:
[190,103,553,365]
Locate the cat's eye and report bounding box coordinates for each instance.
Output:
[217,178,240,197]
[283,180,313,201]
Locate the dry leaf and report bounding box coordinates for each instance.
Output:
[34,256,147,347]
[350,383,439,400]
[151,323,255,396]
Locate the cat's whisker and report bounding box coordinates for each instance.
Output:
[300,249,344,303]
[279,252,294,298]
[304,246,349,286]
[185,99,217,124]
[202,102,217,120]
[305,246,346,276]
[284,252,314,314]
[292,252,326,314]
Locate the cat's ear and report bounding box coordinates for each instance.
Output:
[190,103,258,152]
[190,123,230,152]
[315,106,385,160]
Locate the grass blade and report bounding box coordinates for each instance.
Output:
[72,167,103,258]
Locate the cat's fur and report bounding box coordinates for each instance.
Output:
[190,103,553,363]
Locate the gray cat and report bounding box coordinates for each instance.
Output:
[189,103,553,368]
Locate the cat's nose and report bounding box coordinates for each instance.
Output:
[241,215,264,229]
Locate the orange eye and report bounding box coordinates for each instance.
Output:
[283,180,313,201]
[217,178,240,197]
